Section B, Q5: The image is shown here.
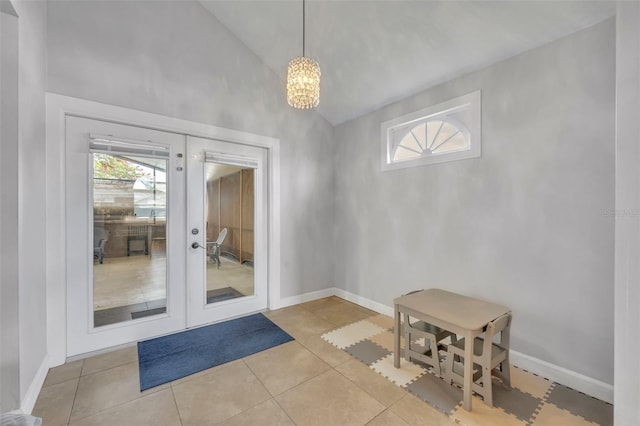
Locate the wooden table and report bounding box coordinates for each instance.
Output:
[394,288,510,411]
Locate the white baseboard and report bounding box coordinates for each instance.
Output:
[273,287,336,310]
[509,350,613,404]
[20,354,49,414]
[66,341,138,364]
[330,288,613,404]
[333,288,394,317]
[274,287,395,316]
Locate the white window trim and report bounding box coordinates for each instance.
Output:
[381,90,481,171]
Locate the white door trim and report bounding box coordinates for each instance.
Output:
[45,93,281,366]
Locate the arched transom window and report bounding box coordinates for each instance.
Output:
[381,91,481,171]
[392,119,469,162]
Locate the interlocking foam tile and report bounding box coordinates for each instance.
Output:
[533,402,599,426]
[370,353,426,387]
[452,396,527,426]
[344,339,391,366]
[543,383,613,426]
[491,382,542,422]
[425,362,540,422]
[368,330,400,352]
[509,366,552,399]
[323,320,613,426]
[404,371,463,414]
[321,320,385,349]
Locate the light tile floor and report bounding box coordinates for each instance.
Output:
[33,297,605,425]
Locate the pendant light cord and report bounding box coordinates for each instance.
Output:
[302,0,306,57]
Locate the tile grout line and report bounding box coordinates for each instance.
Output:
[240,332,354,424]
[271,397,298,426]
[65,359,84,426]
[80,359,139,379]
[227,356,307,425]
[69,387,172,425]
[168,383,185,426]
[243,343,333,399]
[331,364,389,421]
[69,361,166,424]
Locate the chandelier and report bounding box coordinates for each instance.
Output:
[287,0,321,109]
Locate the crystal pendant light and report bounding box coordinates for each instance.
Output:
[287,0,321,109]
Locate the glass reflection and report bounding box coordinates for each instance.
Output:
[92,153,167,327]
[204,162,255,304]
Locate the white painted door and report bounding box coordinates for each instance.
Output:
[66,116,187,356]
[186,136,268,327]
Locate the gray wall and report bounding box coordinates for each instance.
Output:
[333,20,615,384]
[0,0,48,410]
[614,2,640,422]
[1,3,20,412]
[47,0,335,299]
[16,0,47,402]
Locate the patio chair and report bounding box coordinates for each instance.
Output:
[94,238,106,264]
[207,228,228,269]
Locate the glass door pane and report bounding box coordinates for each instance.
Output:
[204,163,254,304]
[66,115,186,357]
[92,153,168,327]
[186,135,267,328]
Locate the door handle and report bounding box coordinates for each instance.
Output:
[191,242,205,249]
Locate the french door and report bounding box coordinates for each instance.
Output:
[186,136,268,326]
[65,117,268,356]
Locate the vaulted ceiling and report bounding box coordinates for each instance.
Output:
[201,1,615,126]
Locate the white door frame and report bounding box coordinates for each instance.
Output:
[45,93,281,366]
